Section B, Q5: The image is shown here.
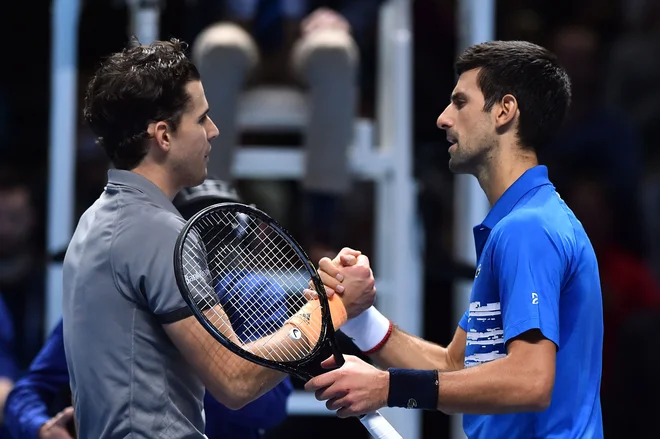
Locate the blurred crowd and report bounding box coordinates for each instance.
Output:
[1,0,660,438]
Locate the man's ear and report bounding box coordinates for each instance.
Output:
[148,121,171,152]
[494,94,519,129]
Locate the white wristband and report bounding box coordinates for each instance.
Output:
[340,306,392,353]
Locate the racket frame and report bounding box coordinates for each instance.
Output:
[173,202,345,381]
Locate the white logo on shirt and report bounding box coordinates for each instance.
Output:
[532,292,539,305]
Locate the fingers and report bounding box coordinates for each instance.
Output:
[320,355,338,369]
[336,406,358,419]
[355,254,371,267]
[52,407,75,426]
[318,269,344,294]
[319,258,344,281]
[339,254,357,266]
[304,368,339,392]
[326,395,349,411]
[307,278,338,298]
[338,247,361,257]
[303,288,318,300]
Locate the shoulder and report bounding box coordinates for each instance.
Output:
[113,206,186,258]
[491,202,576,259]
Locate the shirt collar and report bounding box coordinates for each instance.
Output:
[106,169,180,216]
[481,165,552,230]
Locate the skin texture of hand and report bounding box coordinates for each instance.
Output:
[39,407,75,439]
[301,7,351,36]
[305,355,389,418]
[317,249,375,319]
[315,247,361,297]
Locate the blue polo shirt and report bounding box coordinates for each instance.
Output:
[458,165,604,438]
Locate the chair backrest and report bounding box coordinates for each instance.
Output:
[237,86,308,133]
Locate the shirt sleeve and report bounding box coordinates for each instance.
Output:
[3,320,70,439]
[491,216,564,348]
[458,309,469,331]
[203,378,293,434]
[123,211,196,324]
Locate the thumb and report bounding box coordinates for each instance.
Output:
[340,247,361,257]
[339,254,357,266]
[320,355,338,369]
[53,407,75,427]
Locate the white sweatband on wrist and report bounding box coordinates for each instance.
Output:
[340,306,393,354]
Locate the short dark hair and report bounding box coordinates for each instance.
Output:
[455,40,571,153]
[83,38,201,170]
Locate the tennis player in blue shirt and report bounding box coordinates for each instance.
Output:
[306,40,604,438]
[3,178,293,439]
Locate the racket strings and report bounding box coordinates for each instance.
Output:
[180,209,325,363]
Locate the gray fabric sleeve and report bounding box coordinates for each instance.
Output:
[114,211,194,324]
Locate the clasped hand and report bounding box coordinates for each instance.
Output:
[306,248,388,417]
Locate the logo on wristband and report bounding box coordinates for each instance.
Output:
[406,398,418,409]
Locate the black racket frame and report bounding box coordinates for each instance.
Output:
[174,202,345,381]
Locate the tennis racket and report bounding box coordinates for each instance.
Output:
[173,202,402,439]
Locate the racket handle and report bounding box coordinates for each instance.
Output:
[360,411,403,439]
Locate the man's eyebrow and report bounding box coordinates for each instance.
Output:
[450,91,467,103]
[198,107,210,120]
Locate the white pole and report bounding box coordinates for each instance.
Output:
[375,0,421,437]
[451,1,495,439]
[127,0,161,44]
[45,0,81,336]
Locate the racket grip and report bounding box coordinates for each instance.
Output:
[360,411,403,439]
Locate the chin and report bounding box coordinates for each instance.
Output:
[186,170,207,188]
[448,157,463,174]
[448,156,474,175]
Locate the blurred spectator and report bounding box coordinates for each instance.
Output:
[562,165,660,438]
[188,0,384,260]
[544,23,646,256]
[605,0,660,165]
[606,0,660,281]
[2,318,292,439]
[2,321,73,439]
[0,169,45,373]
[4,175,295,439]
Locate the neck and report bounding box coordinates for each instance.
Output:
[475,145,539,206]
[131,162,179,200]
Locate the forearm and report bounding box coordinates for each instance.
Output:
[3,385,51,439]
[342,307,463,371]
[196,325,287,410]
[435,355,550,414]
[221,359,287,409]
[373,328,457,371]
[207,379,292,430]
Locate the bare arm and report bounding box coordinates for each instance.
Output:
[164,306,288,410]
[436,330,556,414]
[164,297,338,410]
[316,255,465,371]
[307,330,556,417]
[0,377,13,423]
[371,325,466,372]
